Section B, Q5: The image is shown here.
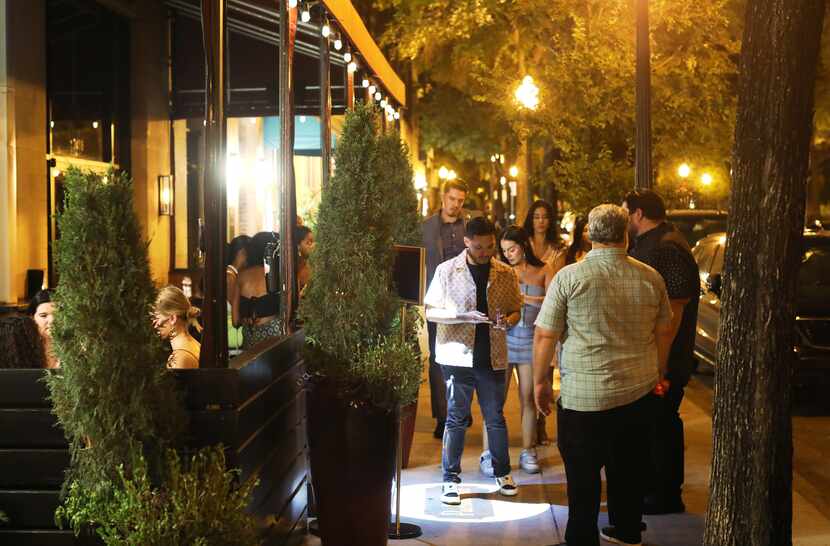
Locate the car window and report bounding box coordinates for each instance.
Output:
[798,241,830,315]
[710,245,725,276]
[693,242,718,280]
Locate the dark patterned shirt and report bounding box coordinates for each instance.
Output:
[630,222,700,386]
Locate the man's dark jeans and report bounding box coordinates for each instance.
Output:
[647,381,685,501]
[427,322,447,423]
[440,364,510,482]
[558,394,653,546]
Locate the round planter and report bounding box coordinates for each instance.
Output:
[307,379,396,546]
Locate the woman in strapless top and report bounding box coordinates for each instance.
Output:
[232,232,283,350]
[481,225,556,475]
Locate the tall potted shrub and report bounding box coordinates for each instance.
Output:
[46,168,258,545]
[300,104,421,545]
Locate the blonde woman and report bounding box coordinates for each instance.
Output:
[152,286,201,369]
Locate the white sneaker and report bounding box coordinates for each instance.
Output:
[496,474,518,496]
[519,449,540,474]
[441,482,461,505]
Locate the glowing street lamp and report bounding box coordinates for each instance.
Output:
[447,170,457,180]
[701,173,713,186]
[678,163,691,179]
[515,76,540,110]
[509,165,519,178]
[438,166,449,179]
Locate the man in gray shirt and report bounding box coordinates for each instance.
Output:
[532,204,674,546]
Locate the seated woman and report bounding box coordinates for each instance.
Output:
[233,231,282,350]
[295,225,314,296]
[0,314,47,369]
[27,289,58,369]
[152,286,201,369]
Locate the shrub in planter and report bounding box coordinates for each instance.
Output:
[299,103,422,545]
[56,446,258,546]
[46,168,257,545]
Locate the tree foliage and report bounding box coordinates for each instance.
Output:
[47,168,185,489]
[56,447,258,546]
[46,168,257,544]
[300,103,422,410]
[378,0,740,208]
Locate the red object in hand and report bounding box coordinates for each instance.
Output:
[653,379,671,397]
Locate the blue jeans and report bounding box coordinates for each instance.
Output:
[440,364,510,482]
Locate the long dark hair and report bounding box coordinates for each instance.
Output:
[499,225,546,268]
[523,200,561,246]
[565,216,589,265]
[226,235,251,267]
[27,289,53,316]
[0,315,47,369]
[247,232,278,268]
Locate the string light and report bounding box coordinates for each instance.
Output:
[333,33,342,50]
[374,91,382,101]
[321,23,331,38]
[300,6,311,22]
[343,51,352,63]
[380,99,387,108]
[288,0,298,7]
[394,111,400,120]
[362,79,370,88]
[347,61,357,73]
[368,84,376,94]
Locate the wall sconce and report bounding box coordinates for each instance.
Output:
[158,175,174,216]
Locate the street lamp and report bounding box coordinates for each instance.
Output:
[515,76,540,110]
[509,165,519,178]
[447,170,457,181]
[438,166,449,179]
[701,173,713,186]
[678,163,691,179]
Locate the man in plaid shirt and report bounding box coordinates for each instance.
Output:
[532,204,675,546]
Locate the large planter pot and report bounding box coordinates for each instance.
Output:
[400,400,418,469]
[307,379,396,546]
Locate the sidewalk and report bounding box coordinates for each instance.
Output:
[303,368,830,545]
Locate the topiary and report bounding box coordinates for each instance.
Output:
[46,168,257,544]
[299,103,422,411]
[46,167,185,489]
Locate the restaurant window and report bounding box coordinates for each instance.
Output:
[170,9,346,270]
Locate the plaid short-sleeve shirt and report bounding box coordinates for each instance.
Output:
[535,247,672,411]
[424,251,522,370]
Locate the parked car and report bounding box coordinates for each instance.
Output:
[692,231,830,383]
[667,209,728,247]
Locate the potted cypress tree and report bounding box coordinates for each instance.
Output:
[45,168,258,545]
[300,103,422,545]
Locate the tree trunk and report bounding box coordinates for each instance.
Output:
[704,2,825,545]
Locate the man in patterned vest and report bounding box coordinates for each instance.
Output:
[424,217,522,505]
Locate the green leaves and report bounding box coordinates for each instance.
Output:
[46,168,256,544]
[46,168,185,491]
[379,0,741,208]
[300,103,422,410]
[55,447,258,546]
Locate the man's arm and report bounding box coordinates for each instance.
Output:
[533,326,561,416]
[667,298,689,343]
[655,320,673,378]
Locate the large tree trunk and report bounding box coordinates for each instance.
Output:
[704,2,825,545]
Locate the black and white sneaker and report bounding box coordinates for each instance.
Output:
[496,475,518,496]
[441,482,461,505]
[599,525,642,545]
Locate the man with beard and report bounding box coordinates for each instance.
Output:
[425,217,522,504]
[421,180,481,438]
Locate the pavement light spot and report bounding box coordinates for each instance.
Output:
[394,482,553,523]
